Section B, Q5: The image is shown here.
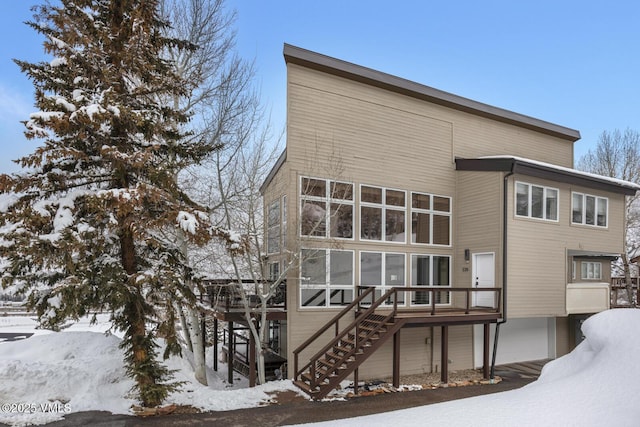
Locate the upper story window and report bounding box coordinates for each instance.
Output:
[267,199,281,254]
[411,192,451,246]
[515,182,558,221]
[360,185,406,243]
[572,192,608,227]
[281,195,287,247]
[300,177,353,239]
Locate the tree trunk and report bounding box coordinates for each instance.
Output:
[186,305,208,385]
[177,304,194,353]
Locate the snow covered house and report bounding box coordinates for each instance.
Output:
[260,44,640,398]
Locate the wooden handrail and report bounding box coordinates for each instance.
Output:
[293,285,503,386]
[299,287,398,387]
[293,287,375,378]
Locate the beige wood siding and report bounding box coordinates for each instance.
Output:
[287,64,574,171]
[263,59,628,378]
[454,171,503,289]
[507,175,625,318]
[356,325,473,380]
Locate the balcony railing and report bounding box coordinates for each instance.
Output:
[204,280,286,313]
[610,277,638,308]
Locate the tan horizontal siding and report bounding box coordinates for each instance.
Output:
[288,64,574,170]
[454,172,503,289]
[506,175,625,318]
[356,325,473,379]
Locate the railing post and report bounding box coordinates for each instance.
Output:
[465,289,470,314]
[431,289,436,315]
[294,353,299,380]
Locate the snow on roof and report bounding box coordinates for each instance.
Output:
[481,155,640,190]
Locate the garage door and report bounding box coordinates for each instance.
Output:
[474,317,554,368]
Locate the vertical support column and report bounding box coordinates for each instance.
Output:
[441,325,449,384]
[393,329,401,388]
[249,328,256,387]
[354,369,359,395]
[213,317,218,371]
[483,323,491,379]
[228,321,234,385]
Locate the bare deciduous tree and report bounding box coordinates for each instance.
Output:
[157,0,260,385]
[577,128,640,305]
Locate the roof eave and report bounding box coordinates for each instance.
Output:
[260,149,287,195]
[456,157,639,196]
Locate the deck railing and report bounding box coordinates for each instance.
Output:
[356,285,502,315]
[293,285,502,386]
[610,278,638,308]
[204,280,286,312]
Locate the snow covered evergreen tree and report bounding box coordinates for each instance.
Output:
[0,0,237,407]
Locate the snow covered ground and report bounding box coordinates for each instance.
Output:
[0,314,302,426]
[1,309,639,426]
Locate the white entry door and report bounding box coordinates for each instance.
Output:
[472,252,495,308]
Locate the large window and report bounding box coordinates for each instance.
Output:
[300,249,354,307]
[360,252,406,304]
[267,199,280,254]
[281,195,287,247]
[581,261,602,280]
[411,254,451,305]
[572,192,608,227]
[360,185,406,242]
[411,192,451,246]
[515,182,558,221]
[300,177,353,239]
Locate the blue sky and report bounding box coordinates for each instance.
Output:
[1,1,639,173]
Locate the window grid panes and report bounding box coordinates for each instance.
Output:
[360,252,406,305]
[411,192,451,246]
[515,182,559,221]
[267,199,280,254]
[281,195,287,247]
[581,261,602,280]
[300,249,354,308]
[572,192,608,228]
[410,254,451,305]
[360,185,406,243]
[300,177,354,239]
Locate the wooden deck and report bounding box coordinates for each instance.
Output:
[394,307,501,325]
[293,286,503,399]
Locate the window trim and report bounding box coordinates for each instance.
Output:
[515,181,559,222]
[359,184,407,243]
[410,191,452,247]
[281,195,287,248]
[267,198,281,254]
[410,253,452,306]
[359,251,407,306]
[299,176,354,240]
[299,248,355,308]
[580,261,602,280]
[571,191,608,228]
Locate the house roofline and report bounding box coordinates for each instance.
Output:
[455,156,640,196]
[283,44,581,143]
[260,149,287,194]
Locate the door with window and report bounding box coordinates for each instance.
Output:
[472,252,496,308]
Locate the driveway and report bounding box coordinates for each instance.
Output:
[5,364,542,427]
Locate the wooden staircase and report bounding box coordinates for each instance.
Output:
[293,287,405,400]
